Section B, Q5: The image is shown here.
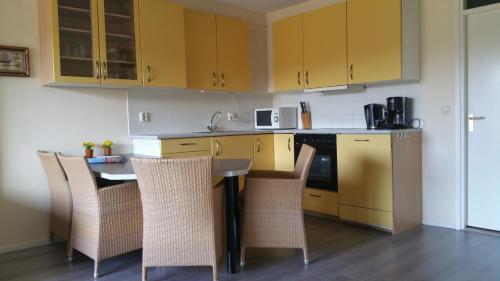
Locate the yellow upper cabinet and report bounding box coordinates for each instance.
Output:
[272,15,304,92]
[185,9,218,91]
[253,135,275,170]
[139,0,186,88]
[39,0,101,85]
[39,0,143,86]
[185,10,251,92]
[97,0,142,86]
[216,15,251,92]
[274,134,295,172]
[347,0,420,84]
[303,3,348,89]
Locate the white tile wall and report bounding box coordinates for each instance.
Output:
[273,83,421,129]
[127,88,273,134]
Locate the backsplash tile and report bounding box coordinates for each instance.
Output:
[273,83,421,129]
[128,88,273,135]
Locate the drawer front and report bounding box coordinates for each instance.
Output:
[339,204,393,229]
[161,138,211,154]
[162,150,212,159]
[303,188,339,216]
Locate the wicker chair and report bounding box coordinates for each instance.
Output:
[58,155,142,278]
[240,144,316,266]
[131,156,221,281]
[37,151,72,256]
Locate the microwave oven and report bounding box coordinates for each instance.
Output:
[255,107,298,129]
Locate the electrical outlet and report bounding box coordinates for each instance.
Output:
[139,112,151,122]
[227,113,239,121]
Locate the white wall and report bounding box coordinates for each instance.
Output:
[0,0,131,253]
[269,0,461,229]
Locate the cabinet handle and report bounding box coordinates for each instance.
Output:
[309,194,322,198]
[212,72,217,87]
[257,139,262,152]
[354,139,370,142]
[349,64,354,80]
[102,62,108,79]
[180,143,196,146]
[147,65,152,82]
[215,141,221,156]
[306,70,309,85]
[297,72,301,86]
[220,73,225,88]
[95,61,101,79]
[288,137,292,152]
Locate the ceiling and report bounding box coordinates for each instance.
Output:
[213,0,308,13]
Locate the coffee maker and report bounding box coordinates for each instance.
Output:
[364,104,386,129]
[386,97,409,129]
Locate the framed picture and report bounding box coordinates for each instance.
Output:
[0,45,30,77]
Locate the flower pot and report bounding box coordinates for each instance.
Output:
[104,147,112,156]
[85,149,94,158]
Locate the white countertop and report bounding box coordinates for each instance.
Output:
[130,128,421,140]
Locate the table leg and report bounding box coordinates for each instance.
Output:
[224,176,240,274]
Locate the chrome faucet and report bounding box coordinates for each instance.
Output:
[207,111,222,132]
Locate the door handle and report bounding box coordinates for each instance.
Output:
[180,143,196,146]
[102,62,108,79]
[257,139,262,152]
[220,73,225,88]
[309,194,322,198]
[215,141,221,156]
[297,72,301,86]
[95,61,101,79]
[288,137,291,152]
[147,65,152,82]
[349,64,354,80]
[468,114,486,133]
[212,72,217,87]
[306,70,309,85]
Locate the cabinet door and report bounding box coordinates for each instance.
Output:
[212,136,254,189]
[303,3,347,89]
[185,9,218,90]
[272,15,304,92]
[347,0,402,84]
[139,0,186,88]
[337,134,393,212]
[216,15,251,92]
[274,134,295,172]
[253,135,275,170]
[98,0,142,85]
[52,0,100,84]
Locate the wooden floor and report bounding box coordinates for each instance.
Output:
[2,216,500,281]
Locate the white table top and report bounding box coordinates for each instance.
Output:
[90,155,252,180]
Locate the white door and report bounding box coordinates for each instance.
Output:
[467,9,500,231]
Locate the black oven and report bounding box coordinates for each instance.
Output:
[294,134,338,192]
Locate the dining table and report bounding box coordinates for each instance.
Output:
[90,155,252,274]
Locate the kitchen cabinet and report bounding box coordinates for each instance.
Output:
[272,15,303,92]
[253,135,275,170]
[139,0,186,88]
[39,0,142,86]
[274,134,295,172]
[337,132,422,234]
[185,10,250,92]
[303,188,339,216]
[303,3,348,89]
[273,2,348,92]
[347,0,420,84]
[212,136,254,189]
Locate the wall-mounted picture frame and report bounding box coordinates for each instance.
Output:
[0,45,30,77]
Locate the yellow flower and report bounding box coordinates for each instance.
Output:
[102,140,113,148]
[82,141,95,149]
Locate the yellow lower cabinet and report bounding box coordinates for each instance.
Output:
[303,188,338,216]
[339,205,393,229]
[212,135,254,190]
[274,134,295,172]
[253,135,275,170]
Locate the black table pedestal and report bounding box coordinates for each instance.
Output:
[224,176,241,274]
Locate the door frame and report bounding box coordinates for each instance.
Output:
[458,1,500,230]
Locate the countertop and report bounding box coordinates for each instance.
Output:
[130,128,421,140]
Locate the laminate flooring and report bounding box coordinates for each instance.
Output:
[1,216,500,281]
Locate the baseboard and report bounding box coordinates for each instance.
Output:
[0,239,50,254]
[422,220,458,230]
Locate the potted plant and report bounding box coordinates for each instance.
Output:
[102,140,113,156]
[82,141,95,158]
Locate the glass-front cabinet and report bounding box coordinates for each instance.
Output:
[40,0,141,86]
